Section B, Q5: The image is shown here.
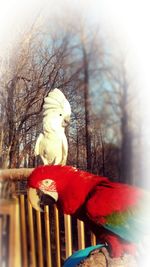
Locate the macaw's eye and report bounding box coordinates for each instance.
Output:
[40,179,56,193]
[43,179,52,186]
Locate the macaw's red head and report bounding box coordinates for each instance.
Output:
[28,165,108,214]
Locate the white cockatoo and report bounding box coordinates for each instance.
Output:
[34,88,71,165]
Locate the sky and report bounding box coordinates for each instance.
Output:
[0,0,150,63]
[0,0,150,88]
[0,0,150,182]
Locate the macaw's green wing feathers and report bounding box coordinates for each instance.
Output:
[104,206,150,243]
[86,182,150,243]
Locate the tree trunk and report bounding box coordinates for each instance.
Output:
[120,74,132,184]
[82,46,92,171]
[100,129,105,176]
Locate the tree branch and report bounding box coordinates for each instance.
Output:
[0,168,34,181]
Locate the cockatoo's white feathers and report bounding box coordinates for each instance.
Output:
[34,133,44,156]
[43,89,71,116]
[34,131,68,165]
[34,88,71,165]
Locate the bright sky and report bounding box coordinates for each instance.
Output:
[0,0,149,83]
[0,0,150,181]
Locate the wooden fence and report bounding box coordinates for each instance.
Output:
[0,185,97,267]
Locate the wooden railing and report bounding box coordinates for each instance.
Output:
[0,179,97,267]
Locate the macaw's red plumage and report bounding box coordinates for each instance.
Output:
[28,165,150,258]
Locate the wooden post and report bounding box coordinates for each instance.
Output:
[0,198,21,267]
[90,232,96,246]
[20,195,28,267]
[54,205,61,267]
[64,214,72,258]
[36,211,44,267]
[77,219,85,250]
[44,205,52,267]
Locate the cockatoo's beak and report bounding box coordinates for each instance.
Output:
[28,188,43,212]
[62,115,70,127]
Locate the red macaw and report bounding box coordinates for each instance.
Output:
[28,165,150,258]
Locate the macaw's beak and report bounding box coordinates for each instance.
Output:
[28,187,58,212]
[28,188,43,212]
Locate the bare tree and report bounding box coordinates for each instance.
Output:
[0,27,83,168]
[102,55,140,184]
[0,13,140,188]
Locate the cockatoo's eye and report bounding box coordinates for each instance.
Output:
[59,114,62,116]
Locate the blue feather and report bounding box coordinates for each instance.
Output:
[63,244,104,267]
[104,208,150,243]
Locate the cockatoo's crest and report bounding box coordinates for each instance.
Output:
[43,89,71,116]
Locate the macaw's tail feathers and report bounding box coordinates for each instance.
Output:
[99,231,136,258]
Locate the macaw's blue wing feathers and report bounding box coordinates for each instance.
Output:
[63,244,104,267]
